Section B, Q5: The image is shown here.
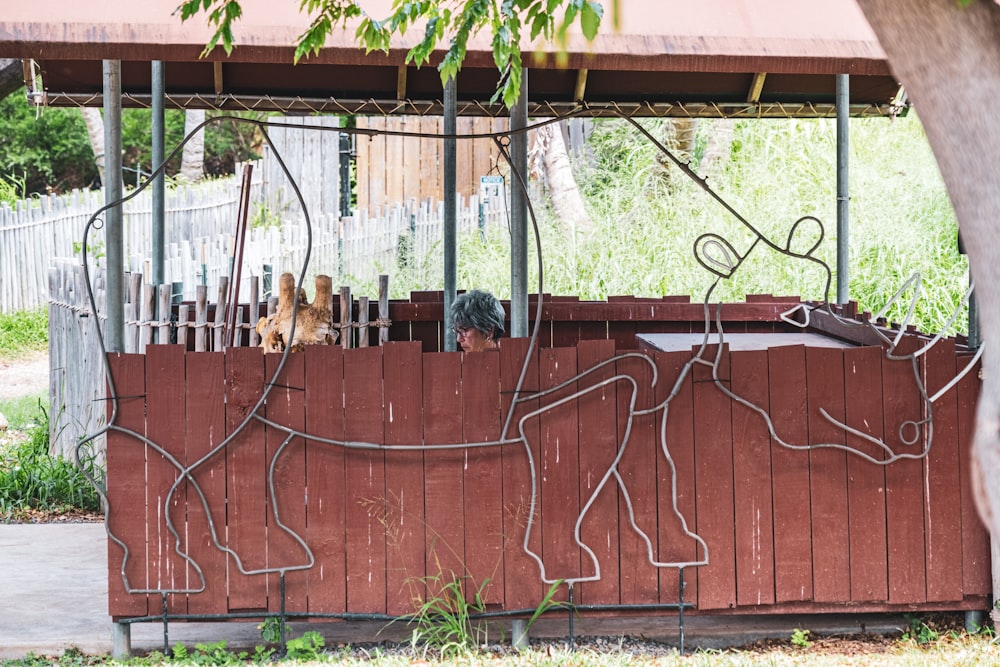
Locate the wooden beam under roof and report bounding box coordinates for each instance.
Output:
[747,72,767,103]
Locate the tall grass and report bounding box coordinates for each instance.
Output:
[375,113,965,336]
[0,400,103,518]
[0,307,48,358]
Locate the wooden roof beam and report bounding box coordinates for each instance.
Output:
[574,68,588,102]
[747,72,766,103]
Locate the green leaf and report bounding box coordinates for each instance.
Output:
[580,1,603,41]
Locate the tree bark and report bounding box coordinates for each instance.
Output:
[79,107,106,185]
[535,121,594,234]
[0,58,23,101]
[181,109,206,182]
[856,0,1000,542]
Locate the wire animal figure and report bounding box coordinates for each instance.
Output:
[74,111,980,599]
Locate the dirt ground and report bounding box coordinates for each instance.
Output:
[0,350,49,401]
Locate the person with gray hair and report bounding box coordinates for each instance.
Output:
[450,289,505,352]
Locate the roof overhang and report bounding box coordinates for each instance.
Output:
[1,0,906,118]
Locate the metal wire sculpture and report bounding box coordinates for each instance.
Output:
[73,109,981,607]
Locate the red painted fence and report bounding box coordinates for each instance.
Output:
[104,298,990,622]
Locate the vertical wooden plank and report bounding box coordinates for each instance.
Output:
[537,346,581,598]
[616,351,660,605]
[462,349,504,606]
[304,345,347,613]
[576,339,621,605]
[844,345,888,602]
[105,353,149,618]
[422,352,467,589]
[382,342,426,615]
[768,344,813,602]
[144,345,189,613]
[805,346,851,602]
[457,117,475,198]
[225,346,268,611]
[343,346,387,612]
[500,337,541,609]
[691,345,736,609]
[355,117,370,211]
[386,116,404,204]
[956,352,990,595]
[923,339,964,601]
[184,351,228,615]
[883,336,927,604]
[264,352,309,613]
[730,349,775,607]
[369,118,387,212]
[655,350,700,605]
[420,117,441,202]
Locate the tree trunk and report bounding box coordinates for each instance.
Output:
[79,108,106,185]
[535,121,594,234]
[181,109,206,182]
[856,0,1000,544]
[0,58,23,101]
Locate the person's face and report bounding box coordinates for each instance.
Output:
[455,326,495,352]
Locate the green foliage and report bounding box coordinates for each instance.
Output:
[0,402,103,519]
[0,95,98,194]
[0,308,48,358]
[0,173,27,205]
[901,615,941,645]
[407,571,490,657]
[790,628,811,648]
[179,0,607,108]
[284,631,325,661]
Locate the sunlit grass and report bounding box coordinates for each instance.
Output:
[383,113,965,337]
[0,308,48,359]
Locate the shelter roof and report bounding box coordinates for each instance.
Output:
[0,0,904,118]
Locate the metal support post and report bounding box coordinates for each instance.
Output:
[510,69,529,338]
[443,76,458,351]
[151,61,166,289]
[104,60,125,352]
[836,73,850,305]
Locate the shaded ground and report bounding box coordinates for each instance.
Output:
[0,349,48,401]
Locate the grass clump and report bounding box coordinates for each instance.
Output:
[0,401,102,520]
[0,307,48,359]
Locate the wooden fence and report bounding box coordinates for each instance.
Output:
[90,293,989,626]
[355,116,509,212]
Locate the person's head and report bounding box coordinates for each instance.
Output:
[451,289,505,352]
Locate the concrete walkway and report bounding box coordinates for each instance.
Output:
[1,522,915,660]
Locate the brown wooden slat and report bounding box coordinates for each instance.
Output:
[462,349,505,606]
[923,338,963,602]
[304,345,347,613]
[184,351,228,615]
[956,352,990,595]
[386,116,404,204]
[805,346,850,603]
[551,322,581,348]
[264,352,308,613]
[656,350,700,605]
[419,117,440,201]
[422,352,467,593]
[576,339,621,605]
[457,117,474,197]
[537,346,581,600]
[608,321,637,350]
[400,117,418,201]
[355,117,370,211]
[225,346,268,611]
[143,345,188,613]
[692,347,736,610]
[369,119,387,212]
[616,351,660,604]
[382,342,426,615]
[843,345,889,602]
[500,337,542,609]
[882,336,927,604]
[768,344,813,603]
[730,348,775,607]
[343,346,387,612]
[106,353,149,618]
